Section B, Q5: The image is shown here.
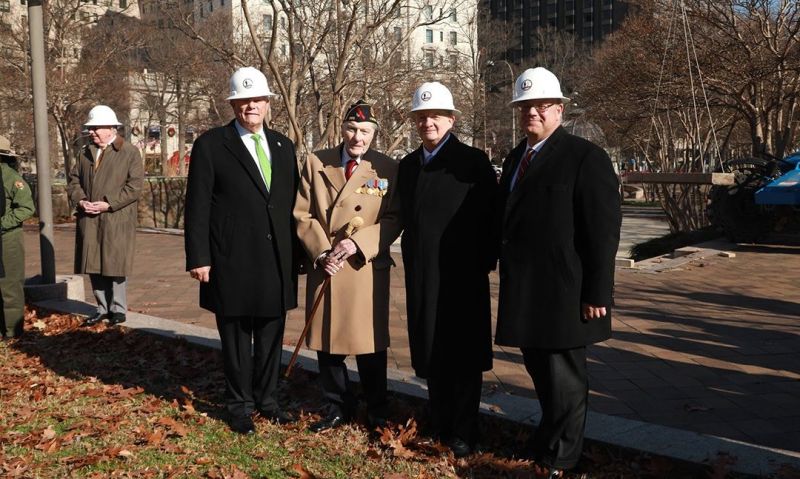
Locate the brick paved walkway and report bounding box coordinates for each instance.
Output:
[24,224,800,453]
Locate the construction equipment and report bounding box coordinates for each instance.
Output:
[708,153,800,242]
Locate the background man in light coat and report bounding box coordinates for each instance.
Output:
[184,67,299,435]
[397,82,497,457]
[495,67,621,478]
[295,100,402,432]
[68,105,144,327]
[0,135,35,339]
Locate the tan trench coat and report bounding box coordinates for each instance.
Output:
[67,136,144,276]
[294,146,402,355]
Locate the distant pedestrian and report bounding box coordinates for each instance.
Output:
[68,105,144,327]
[0,135,35,340]
[495,67,621,478]
[184,67,300,435]
[294,100,402,432]
[397,82,497,457]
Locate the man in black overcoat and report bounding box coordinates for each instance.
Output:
[184,67,299,435]
[495,67,621,478]
[398,81,497,457]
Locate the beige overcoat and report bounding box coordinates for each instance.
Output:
[67,136,144,276]
[294,146,402,355]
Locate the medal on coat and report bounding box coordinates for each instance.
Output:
[355,178,389,197]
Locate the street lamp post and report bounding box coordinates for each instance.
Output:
[486,60,516,148]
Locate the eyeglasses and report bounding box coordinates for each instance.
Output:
[517,103,559,114]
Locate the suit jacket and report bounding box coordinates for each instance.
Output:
[495,126,621,349]
[398,134,497,378]
[294,145,402,354]
[67,136,144,276]
[184,120,299,317]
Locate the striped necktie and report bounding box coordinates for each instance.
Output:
[513,148,535,189]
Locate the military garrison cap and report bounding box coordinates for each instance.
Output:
[344,99,378,126]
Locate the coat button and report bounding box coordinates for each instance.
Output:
[267,234,272,240]
[501,239,509,245]
[355,205,362,211]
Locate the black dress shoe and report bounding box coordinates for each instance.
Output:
[446,437,472,458]
[227,415,255,435]
[107,313,126,326]
[84,312,108,326]
[258,408,296,425]
[309,412,348,432]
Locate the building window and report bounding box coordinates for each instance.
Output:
[21,0,27,5]
[220,0,224,5]
[450,8,457,21]
[263,14,272,32]
[119,0,127,7]
[0,0,9,11]
[449,31,457,45]
[394,26,402,42]
[425,29,433,43]
[424,50,435,68]
[423,5,432,21]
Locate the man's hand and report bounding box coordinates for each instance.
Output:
[328,238,357,263]
[321,255,344,276]
[81,201,110,215]
[582,303,607,320]
[189,266,211,283]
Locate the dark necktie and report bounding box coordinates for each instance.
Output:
[345,159,358,180]
[513,148,535,189]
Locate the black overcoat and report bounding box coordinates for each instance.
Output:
[398,135,497,379]
[184,120,299,317]
[495,127,621,349]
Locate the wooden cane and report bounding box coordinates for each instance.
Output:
[285,216,364,377]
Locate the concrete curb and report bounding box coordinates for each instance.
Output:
[32,299,800,477]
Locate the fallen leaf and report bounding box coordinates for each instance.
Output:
[291,464,318,479]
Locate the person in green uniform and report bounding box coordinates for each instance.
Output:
[0,134,35,340]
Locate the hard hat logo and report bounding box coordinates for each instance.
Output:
[521,79,533,91]
[242,78,253,89]
[421,91,432,101]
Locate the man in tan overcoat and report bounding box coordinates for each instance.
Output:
[295,100,402,432]
[68,105,144,327]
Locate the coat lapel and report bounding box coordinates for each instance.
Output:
[222,120,270,201]
[338,150,377,203]
[504,127,565,224]
[264,128,291,205]
[319,146,346,193]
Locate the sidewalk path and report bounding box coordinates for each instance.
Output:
[23,224,800,474]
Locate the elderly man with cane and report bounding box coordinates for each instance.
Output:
[294,100,402,432]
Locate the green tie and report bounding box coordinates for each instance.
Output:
[251,133,272,189]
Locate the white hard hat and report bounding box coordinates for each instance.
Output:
[226,66,277,100]
[511,67,570,104]
[84,105,122,127]
[410,82,461,114]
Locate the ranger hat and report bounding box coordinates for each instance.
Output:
[0,135,19,157]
